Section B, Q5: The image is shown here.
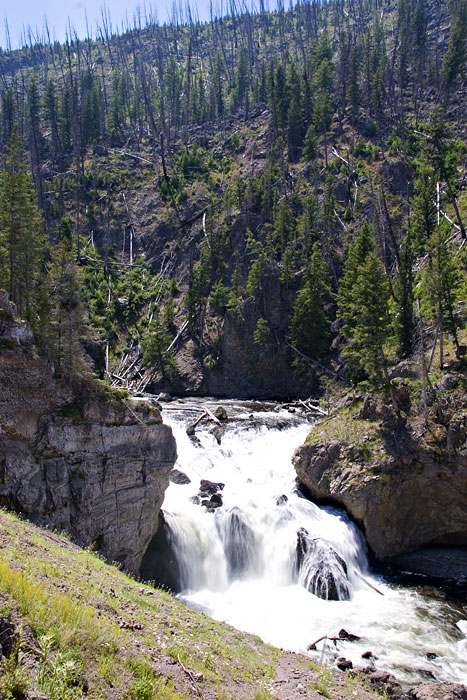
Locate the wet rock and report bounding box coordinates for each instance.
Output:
[362,651,378,660]
[296,529,350,601]
[364,670,406,700]
[389,547,467,582]
[199,479,225,496]
[170,469,191,485]
[157,392,172,402]
[276,494,288,506]
[140,512,182,593]
[219,507,256,577]
[211,424,225,444]
[426,653,438,660]
[336,657,353,671]
[338,629,361,641]
[202,493,223,511]
[188,434,202,447]
[214,406,228,421]
[418,670,437,681]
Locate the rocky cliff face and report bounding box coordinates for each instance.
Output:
[292,393,467,561]
[0,294,177,573]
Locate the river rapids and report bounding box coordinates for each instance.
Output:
[154,399,467,686]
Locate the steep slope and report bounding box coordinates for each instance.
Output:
[0,0,466,398]
[1,509,466,700]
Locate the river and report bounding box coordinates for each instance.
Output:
[156,398,467,686]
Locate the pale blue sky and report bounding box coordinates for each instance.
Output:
[1,0,222,50]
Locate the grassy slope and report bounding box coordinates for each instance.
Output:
[0,509,391,700]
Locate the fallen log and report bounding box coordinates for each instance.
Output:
[187,411,208,435]
[354,571,384,596]
[307,629,361,651]
[299,399,328,416]
[204,406,222,425]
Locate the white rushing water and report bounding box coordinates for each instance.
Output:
[158,399,467,685]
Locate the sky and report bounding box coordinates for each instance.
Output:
[1,0,219,51]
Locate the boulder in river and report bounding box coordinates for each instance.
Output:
[295,529,350,601]
[214,406,229,421]
[218,507,256,578]
[199,479,225,496]
[170,469,191,485]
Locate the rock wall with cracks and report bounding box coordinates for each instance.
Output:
[0,302,177,574]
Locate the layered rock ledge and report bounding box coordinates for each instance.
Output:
[292,391,467,563]
[0,299,177,573]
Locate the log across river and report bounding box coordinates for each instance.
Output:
[149,399,467,685]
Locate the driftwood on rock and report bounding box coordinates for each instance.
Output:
[307,629,361,651]
[186,406,222,436]
[281,398,329,416]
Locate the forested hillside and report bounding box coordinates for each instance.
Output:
[0,0,466,398]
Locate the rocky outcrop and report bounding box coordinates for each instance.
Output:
[293,413,467,560]
[0,305,177,574]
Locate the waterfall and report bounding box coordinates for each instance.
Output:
[148,399,467,686]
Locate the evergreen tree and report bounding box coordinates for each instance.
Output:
[253,317,274,345]
[141,309,177,380]
[340,251,392,384]
[290,242,331,358]
[395,233,416,358]
[423,106,466,238]
[298,194,318,257]
[234,48,249,109]
[1,88,15,146]
[337,224,392,383]
[272,198,294,257]
[49,229,89,374]
[421,222,462,368]
[410,165,437,248]
[0,126,44,321]
[45,79,62,157]
[302,125,318,162]
[442,2,467,86]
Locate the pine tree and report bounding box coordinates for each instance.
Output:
[290,242,331,358]
[395,233,416,358]
[0,126,44,321]
[302,124,318,161]
[421,222,461,369]
[336,224,392,383]
[340,251,392,384]
[141,309,177,380]
[411,165,437,248]
[49,230,89,374]
[442,3,467,86]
